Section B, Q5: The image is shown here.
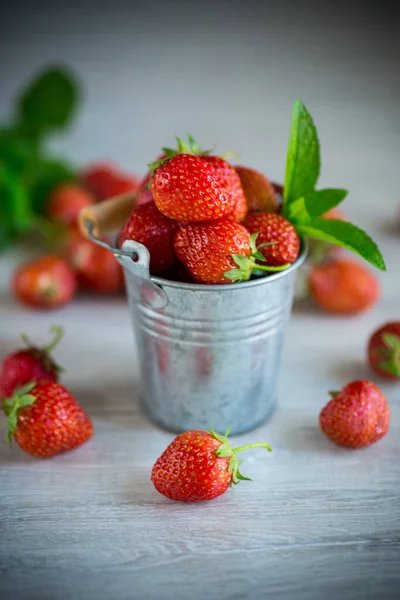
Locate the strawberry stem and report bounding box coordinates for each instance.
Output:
[44,325,64,353]
[377,333,400,377]
[2,382,36,445]
[232,442,273,454]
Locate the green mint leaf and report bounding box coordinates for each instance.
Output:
[0,127,37,178]
[16,66,80,136]
[304,188,348,219]
[298,218,386,271]
[283,100,320,212]
[287,197,308,224]
[0,163,34,245]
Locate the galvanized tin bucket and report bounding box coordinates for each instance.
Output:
[80,196,307,435]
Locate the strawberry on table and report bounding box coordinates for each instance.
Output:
[0,326,64,398]
[151,154,235,221]
[309,259,380,315]
[2,381,94,458]
[244,212,300,266]
[367,321,400,379]
[319,380,390,449]
[235,166,278,213]
[13,256,77,309]
[174,219,290,285]
[119,201,179,274]
[65,230,124,294]
[81,163,139,200]
[151,428,272,502]
[45,183,96,226]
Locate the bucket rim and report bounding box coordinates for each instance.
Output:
[150,237,308,291]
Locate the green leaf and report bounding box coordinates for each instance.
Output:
[0,163,34,247]
[298,218,386,271]
[16,66,80,137]
[283,100,320,212]
[0,127,38,177]
[304,188,348,219]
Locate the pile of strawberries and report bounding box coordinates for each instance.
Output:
[12,163,140,309]
[118,137,300,285]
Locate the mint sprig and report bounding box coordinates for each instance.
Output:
[282,100,386,271]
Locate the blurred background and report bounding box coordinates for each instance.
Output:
[1,0,399,204]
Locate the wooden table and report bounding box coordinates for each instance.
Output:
[1,220,399,600]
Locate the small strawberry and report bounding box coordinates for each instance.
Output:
[243,212,300,266]
[81,163,139,200]
[13,256,77,309]
[65,229,124,294]
[319,380,390,449]
[235,166,278,213]
[45,183,96,226]
[119,201,179,274]
[203,155,247,222]
[174,219,289,285]
[2,381,93,458]
[151,428,272,502]
[309,259,380,315]
[367,322,400,379]
[0,326,64,399]
[151,154,235,221]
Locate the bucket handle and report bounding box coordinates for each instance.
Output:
[78,194,169,309]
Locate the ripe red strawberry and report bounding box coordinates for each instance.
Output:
[319,380,390,449]
[13,256,77,309]
[65,230,124,294]
[0,326,64,399]
[235,166,278,213]
[309,259,380,315]
[81,163,139,200]
[151,428,272,502]
[367,322,400,379]
[45,183,96,226]
[244,212,300,266]
[2,381,93,458]
[119,201,179,274]
[136,173,154,206]
[151,154,235,221]
[203,156,247,222]
[174,219,290,284]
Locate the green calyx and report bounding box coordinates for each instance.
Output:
[373,333,400,378]
[210,427,272,486]
[147,134,214,172]
[224,233,290,282]
[2,382,36,444]
[20,325,65,375]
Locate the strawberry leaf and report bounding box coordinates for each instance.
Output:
[297,219,386,271]
[283,100,320,212]
[304,188,348,219]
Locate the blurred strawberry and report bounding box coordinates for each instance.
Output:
[81,163,139,200]
[309,259,380,315]
[367,322,400,379]
[13,256,77,309]
[65,230,124,294]
[45,183,96,226]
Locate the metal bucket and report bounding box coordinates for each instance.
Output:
[86,221,307,435]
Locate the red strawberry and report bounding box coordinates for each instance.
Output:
[81,163,139,200]
[319,380,390,449]
[243,212,300,266]
[151,154,235,221]
[151,428,272,502]
[309,259,380,315]
[119,201,179,274]
[203,156,247,222]
[367,322,400,379]
[65,230,124,294]
[0,326,64,399]
[13,256,77,309]
[136,173,154,206]
[2,381,93,458]
[235,166,278,213]
[45,183,96,226]
[174,219,290,285]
